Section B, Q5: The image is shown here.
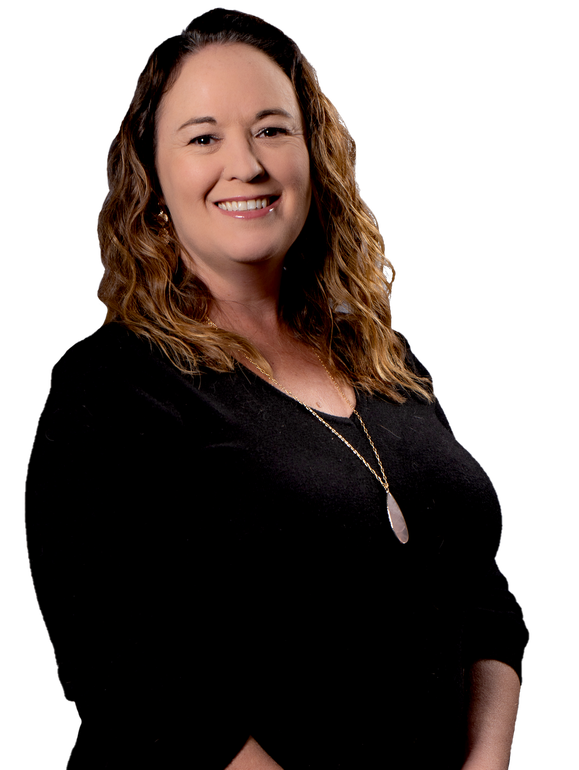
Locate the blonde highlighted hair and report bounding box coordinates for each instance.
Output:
[97,8,432,402]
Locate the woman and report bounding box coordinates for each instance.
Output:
[26,8,528,769]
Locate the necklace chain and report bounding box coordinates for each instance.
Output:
[207,318,390,494]
[244,353,391,496]
[204,318,408,542]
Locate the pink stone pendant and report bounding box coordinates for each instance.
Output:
[387,492,409,544]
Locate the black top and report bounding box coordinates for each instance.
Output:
[26,323,528,769]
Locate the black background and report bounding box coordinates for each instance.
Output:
[19,2,556,770]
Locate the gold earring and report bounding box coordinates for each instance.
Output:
[156,208,170,243]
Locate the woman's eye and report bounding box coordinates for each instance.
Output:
[188,128,288,145]
[257,127,289,138]
[189,135,216,146]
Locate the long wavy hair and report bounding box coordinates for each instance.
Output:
[98,8,432,402]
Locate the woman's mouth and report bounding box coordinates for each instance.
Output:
[216,196,279,212]
[213,195,281,220]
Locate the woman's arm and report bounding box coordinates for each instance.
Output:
[225,737,283,770]
[462,659,521,770]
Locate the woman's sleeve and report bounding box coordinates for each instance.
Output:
[461,558,529,682]
[399,334,529,682]
[26,340,250,768]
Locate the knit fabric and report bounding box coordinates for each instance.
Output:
[26,323,528,769]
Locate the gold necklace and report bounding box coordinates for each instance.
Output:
[207,318,409,543]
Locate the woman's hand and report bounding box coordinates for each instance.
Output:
[226,737,284,770]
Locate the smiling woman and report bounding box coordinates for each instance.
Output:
[94,8,420,400]
[155,44,312,283]
[26,8,528,770]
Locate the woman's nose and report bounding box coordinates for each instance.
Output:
[223,137,265,182]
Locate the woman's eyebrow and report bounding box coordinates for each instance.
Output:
[177,108,293,133]
[178,116,217,131]
[255,108,293,120]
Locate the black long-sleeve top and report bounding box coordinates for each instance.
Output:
[26,323,528,769]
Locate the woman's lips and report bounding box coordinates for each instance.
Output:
[214,195,280,219]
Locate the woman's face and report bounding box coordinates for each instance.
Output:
[155,43,312,282]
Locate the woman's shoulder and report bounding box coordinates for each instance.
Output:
[45,323,187,422]
[390,331,453,433]
[50,322,182,395]
[54,322,151,375]
[38,323,202,446]
[392,330,432,381]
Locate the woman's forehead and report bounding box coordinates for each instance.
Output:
[158,44,301,128]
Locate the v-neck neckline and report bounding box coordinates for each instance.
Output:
[237,361,358,422]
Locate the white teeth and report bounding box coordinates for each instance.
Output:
[217,197,271,211]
